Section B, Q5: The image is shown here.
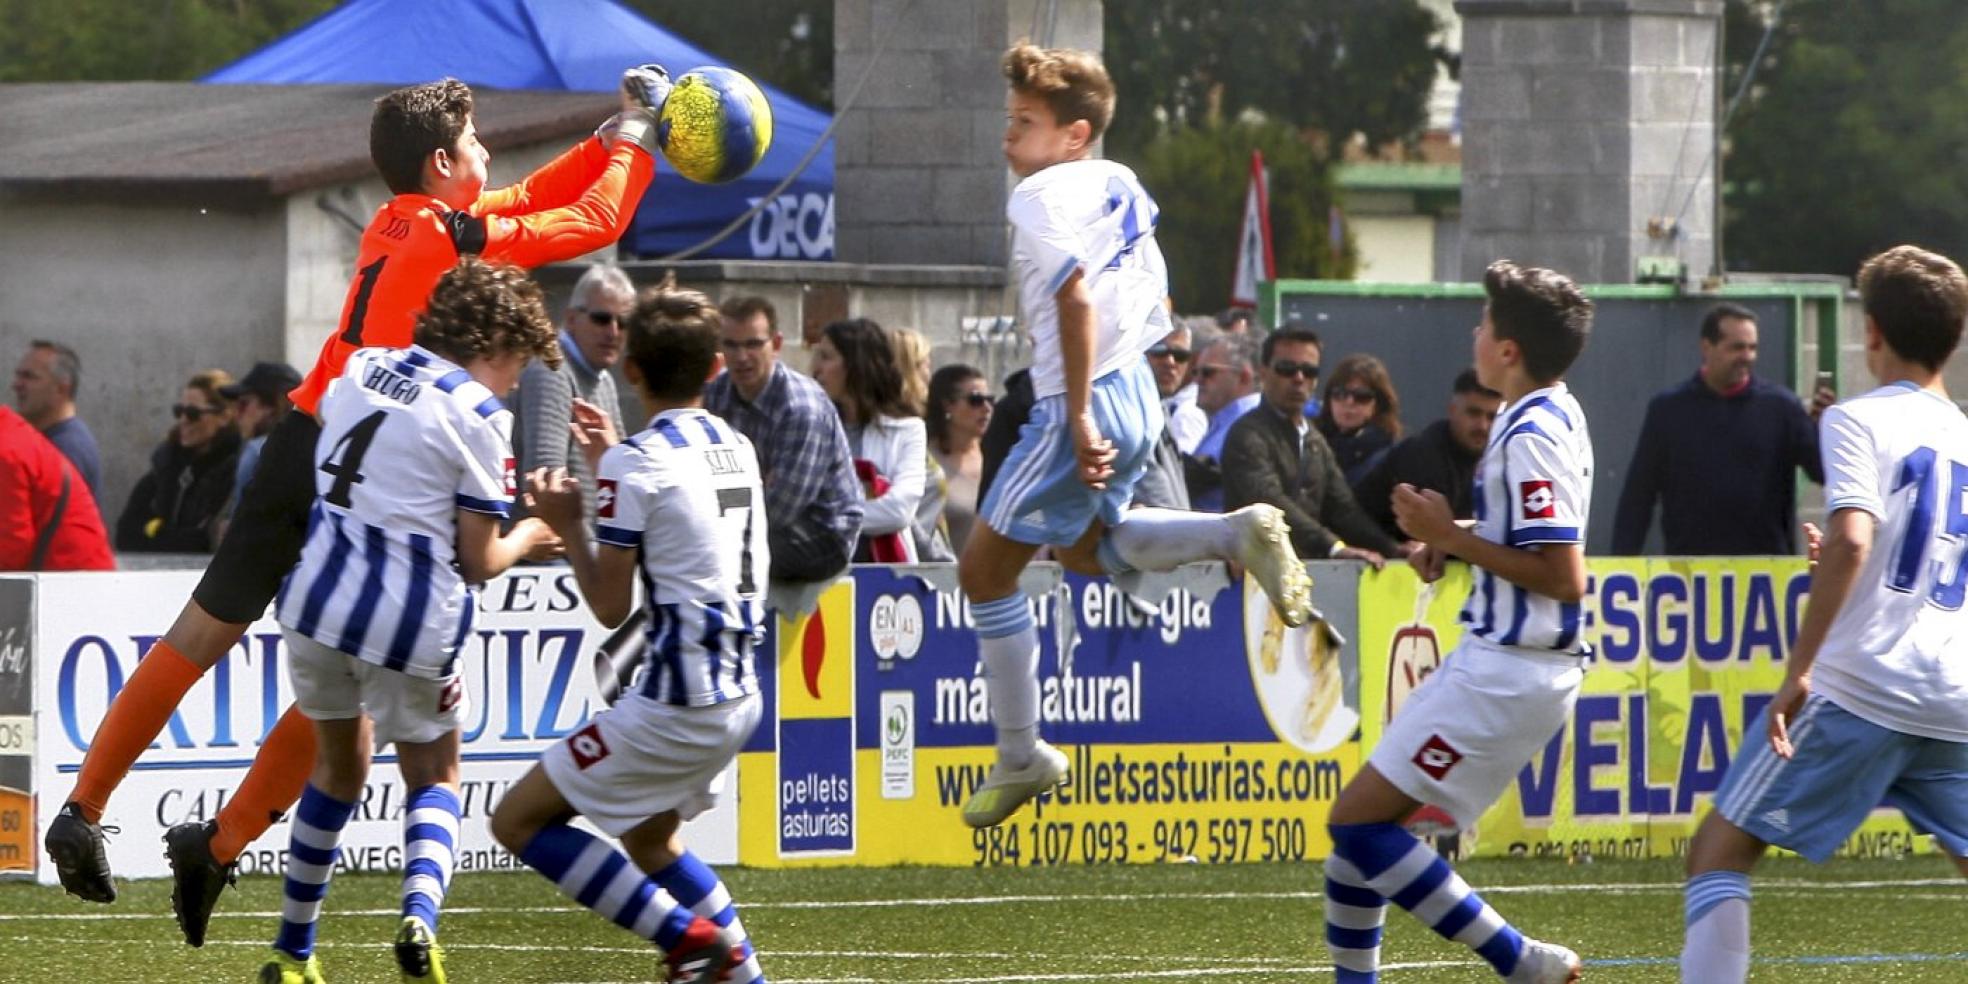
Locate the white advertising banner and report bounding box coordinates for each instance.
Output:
[30,569,738,885]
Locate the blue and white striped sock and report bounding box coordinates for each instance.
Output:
[1681,870,1751,983]
[274,784,356,959]
[973,593,1039,767]
[517,823,695,949]
[1329,822,1524,977]
[401,785,461,934]
[655,850,767,983]
[1324,854,1386,983]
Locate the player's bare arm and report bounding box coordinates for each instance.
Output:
[1394,482,1587,602]
[1055,270,1114,490]
[1767,506,1873,758]
[455,510,560,584]
[527,465,637,627]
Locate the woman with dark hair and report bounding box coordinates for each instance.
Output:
[811,318,927,563]
[116,369,242,552]
[926,363,993,554]
[1314,353,1403,486]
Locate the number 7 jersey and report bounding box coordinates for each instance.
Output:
[276,346,515,679]
[596,408,770,707]
[1813,381,1968,740]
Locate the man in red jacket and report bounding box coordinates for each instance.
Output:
[0,405,113,571]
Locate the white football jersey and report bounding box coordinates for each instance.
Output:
[277,346,513,679]
[1811,382,1968,740]
[1461,383,1595,655]
[1008,158,1172,399]
[596,408,769,707]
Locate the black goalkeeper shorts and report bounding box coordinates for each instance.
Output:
[192,409,320,624]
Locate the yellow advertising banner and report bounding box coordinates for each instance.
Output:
[1358,558,1935,859]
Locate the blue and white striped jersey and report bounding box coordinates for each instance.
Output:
[1460,382,1595,655]
[596,408,769,707]
[277,346,513,679]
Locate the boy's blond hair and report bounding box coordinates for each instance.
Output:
[1002,40,1115,141]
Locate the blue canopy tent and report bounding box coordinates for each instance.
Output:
[207,0,834,260]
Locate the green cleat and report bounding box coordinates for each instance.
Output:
[960,740,1069,828]
[394,916,447,983]
[258,950,326,984]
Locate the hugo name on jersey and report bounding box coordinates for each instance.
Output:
[277,346,514,679]
[597,408,770,707]
[1008,158,1172,400]
[1811,382,1968,740]
[1461,383,1595,655]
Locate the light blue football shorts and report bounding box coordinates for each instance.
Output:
[980,360,1163,547]
[1716,693,1968,862]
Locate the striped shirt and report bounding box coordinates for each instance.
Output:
[276,346,513,679]
[1460,382,1595,655]
[597,408,770,707]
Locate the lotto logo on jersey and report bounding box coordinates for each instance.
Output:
[1413,734,1463,780]
[503,457,517,497]
[596,478,618,519]
[568,722,611,770]
[1520,480,1556,519]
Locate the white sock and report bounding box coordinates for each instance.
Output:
[1681,872,1751,984]
[1098,508,1236,574]
[972,593,1040,767]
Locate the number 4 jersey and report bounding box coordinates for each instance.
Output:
[277,345,515,679]
[597,408,770,707]
[1814,381,1968,740]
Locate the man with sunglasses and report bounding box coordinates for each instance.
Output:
[1184,332,1262,511]
[1224,326,1405,563]
[511,263,631,528]
[1147,324,1206,454]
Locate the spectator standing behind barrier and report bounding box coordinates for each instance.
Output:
[1315,353,1403,485]
[215,360,301,542]
[1185,332,1262,511]
[115,370,241,553]
[892,327,954,561]
[705,295,863,580]
[1224,327,1403,563]
[1149,323,1206,453]
[927,364,991,556]
[1612,302,1834,555]
[0,405,112,571]
[13,340,101,497]
[509,263,631,527]
[1352,369,1501,543]
[812,318,926,563]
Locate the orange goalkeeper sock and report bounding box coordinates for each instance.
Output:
[71,640,204,823]
[211,703,315,865]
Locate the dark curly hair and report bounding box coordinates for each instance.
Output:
[625,276,723,401]
[412,259,560,370]
[371,78,475,195]
[1482,260,1593,383]
[823,318,909,423]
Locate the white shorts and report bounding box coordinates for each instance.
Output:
[541,692,763,837]
[1368,639,1583,829]
[284,629,466,746]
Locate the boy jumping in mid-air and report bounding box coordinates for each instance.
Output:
[1324,260,1594,984]
[493,281,771,984]
[958,41,1313,829]
[46,67,671,946]
[1680,245,1968,983]
[261,259,564,983]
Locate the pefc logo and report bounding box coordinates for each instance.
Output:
[885,705,908,746]
[869,594,924,663]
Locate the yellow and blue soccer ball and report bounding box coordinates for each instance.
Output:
[656,67,773,184]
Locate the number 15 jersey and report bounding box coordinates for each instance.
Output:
[1814,381,1968,740]
[597,408,770,707]
[276,346,514,679]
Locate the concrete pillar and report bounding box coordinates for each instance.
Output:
[833,0,1101,267]
[1455,0,1720,284]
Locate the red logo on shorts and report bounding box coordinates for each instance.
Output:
[503,457,517,497]
[1413,734,1464,780]
[596,478,618,519]
[437,677,463,713]
[568,723,611,770]
[1519,480,1556,520]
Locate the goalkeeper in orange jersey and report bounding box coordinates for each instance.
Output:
[43,67,673,949]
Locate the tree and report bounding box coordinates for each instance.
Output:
[0,0,335,81]
[623,0,833,110]
[1135,122,1353,310]
[1722,0,1968,275]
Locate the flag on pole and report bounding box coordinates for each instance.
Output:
[1230,149,1275,309]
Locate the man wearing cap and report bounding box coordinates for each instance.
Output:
[215,360,301,541]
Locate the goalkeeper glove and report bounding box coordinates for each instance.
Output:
[620,63,673,115]
[610,108,661,156]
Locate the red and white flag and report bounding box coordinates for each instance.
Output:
[1230,149,1276,308]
